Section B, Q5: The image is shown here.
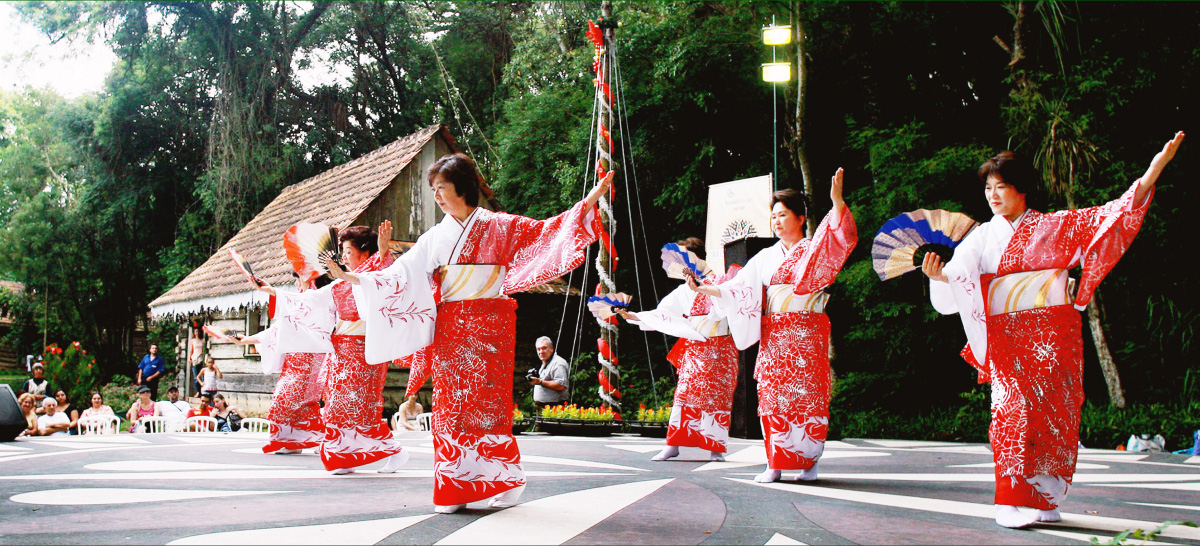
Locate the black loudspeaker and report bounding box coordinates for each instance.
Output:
[723,237,774,440]
[0,384,26,441]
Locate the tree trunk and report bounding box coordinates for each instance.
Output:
[790,1,817,238]
[1086,294,1126,408]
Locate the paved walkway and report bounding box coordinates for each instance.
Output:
[2,431,1199,544]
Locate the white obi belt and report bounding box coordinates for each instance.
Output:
[688,314,730,337]
[439,264,507,302]
[987,268,1075,316]
[766,285,829,315]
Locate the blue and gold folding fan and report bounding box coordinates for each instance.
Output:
[660,243,707,281]
[587,293,633,320]
[871,209,978,281]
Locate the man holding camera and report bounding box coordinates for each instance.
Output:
[529,337,569,409]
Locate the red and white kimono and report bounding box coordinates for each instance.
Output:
[358,201,600,507]
[712,207,857,470]
[274,251,401,470]
[932,179,1152,510]
[630,271,739,453]
[241,323,329,453]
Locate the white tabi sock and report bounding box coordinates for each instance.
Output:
[797,462,819,482]
[331,467,356,475]
[709,451,725,462]
[488,484,526,509]
[434,504,465,514]
[275,448,302,455]
[1036,508,1061,522]
[651,446,679,461]
[377,450,409,474]
[995,505,1038,528]
[754,468,782,483]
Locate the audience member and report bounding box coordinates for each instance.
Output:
[18,363,52,407]
[197,356,222,397]
[17,393,38,437]
[188,328,205,395]
[127,386,161,432]
[396,396,424,431]
[156,386,191,430]
[80,391,114,418]
[52,389,80,434]
[136,344,166,399]
[37,398,71,436]
[529,336,570,409]
[212,394,245,432]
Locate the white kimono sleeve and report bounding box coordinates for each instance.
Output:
[932,221,993,365]
[248,324,284,374]
[274,286,336,355]
[357,229,443,365]
[629,284,707,341]
[711,251,768,351]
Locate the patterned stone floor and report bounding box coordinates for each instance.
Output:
[2,431,1199,545]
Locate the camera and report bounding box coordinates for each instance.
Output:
[525,368,539,382]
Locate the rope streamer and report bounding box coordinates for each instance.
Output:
[588,18,621,418]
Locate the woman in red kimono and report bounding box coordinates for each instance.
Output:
[332,153,611,513]
[256,223,406,475]
[922,132,1185,528]
[690,169,857,483]
[617,238,740,462]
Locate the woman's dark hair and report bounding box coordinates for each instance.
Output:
[770,188,811,219]
[978,151,1039,195]
[676,237,704,255]
[90,391,103,402]
[428,153,482,207]
[54,388,68,402]
[338,226,378,254]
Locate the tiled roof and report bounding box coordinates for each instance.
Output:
[150,125,450,314]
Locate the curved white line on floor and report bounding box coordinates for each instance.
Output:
[0,469,632,481]
[167,514,434,545]
[605,444,666,454]
[693,445,891,472]
[726,478,1200,541]
[1034,528,1182,546]
[1091,482,1200,491]
[765,532,808,545]
[435,479,674,545]
[84,460,303,472]
[11,487,293,505]
[787,472,1200,483]
[400,445,647,472]
[231,447,315,455]
[168,435,261,445]
[1127,501,1200,512]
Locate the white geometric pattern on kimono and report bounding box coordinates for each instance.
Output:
[434,432,526,488]
[671,406,731,447]
[768,415,828,461]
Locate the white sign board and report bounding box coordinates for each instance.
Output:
[705,174,774,274]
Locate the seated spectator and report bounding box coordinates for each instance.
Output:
[197,356,222,397]
[19,363,52,410]
[17,393,38,437]
[156,386,191,429]
[52,389,80,434]
[396,396,423,431]
[212,394,245,432]
[127,386,160,432]
[185,394,217,430]
[37,398,71,436]
[80,391,114,419]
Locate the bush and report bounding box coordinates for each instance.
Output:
[42,342,99,406]
[1081,401,1200,451]
[101,374,139,419]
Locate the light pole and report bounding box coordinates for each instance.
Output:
[761,19,792,193]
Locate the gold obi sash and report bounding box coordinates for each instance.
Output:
[688,314,730,337]
[766,285,829,315]
[987,269,1075,316]
[439,264,506,302]
[335,320,365,336]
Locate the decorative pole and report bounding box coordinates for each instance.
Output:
[588,2,621,419]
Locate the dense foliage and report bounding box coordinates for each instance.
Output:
[1,1,1196,443]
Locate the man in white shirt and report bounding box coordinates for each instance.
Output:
[156,386,192,430]
[37,398,71,436]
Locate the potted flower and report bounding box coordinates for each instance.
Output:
[535,403,621,437]
[625,404,670,438]
[511,405,531,434]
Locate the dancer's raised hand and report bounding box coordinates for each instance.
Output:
[1137,131,1186,203]
[585,171,615,207]
[831,167,847,216]
[377,220,393,255]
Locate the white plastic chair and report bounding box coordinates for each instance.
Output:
[136,416,170,434]
[77,415,120,435]
[416,412,433,432]
[185,416,218,432]
[238,417,270,433]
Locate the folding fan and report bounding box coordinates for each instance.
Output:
[227,248,262,287]
[871,209,978,281]
[587,292,633,321]
[660,243,708,281]
[202,325,239,344]
[283,222,341,286]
